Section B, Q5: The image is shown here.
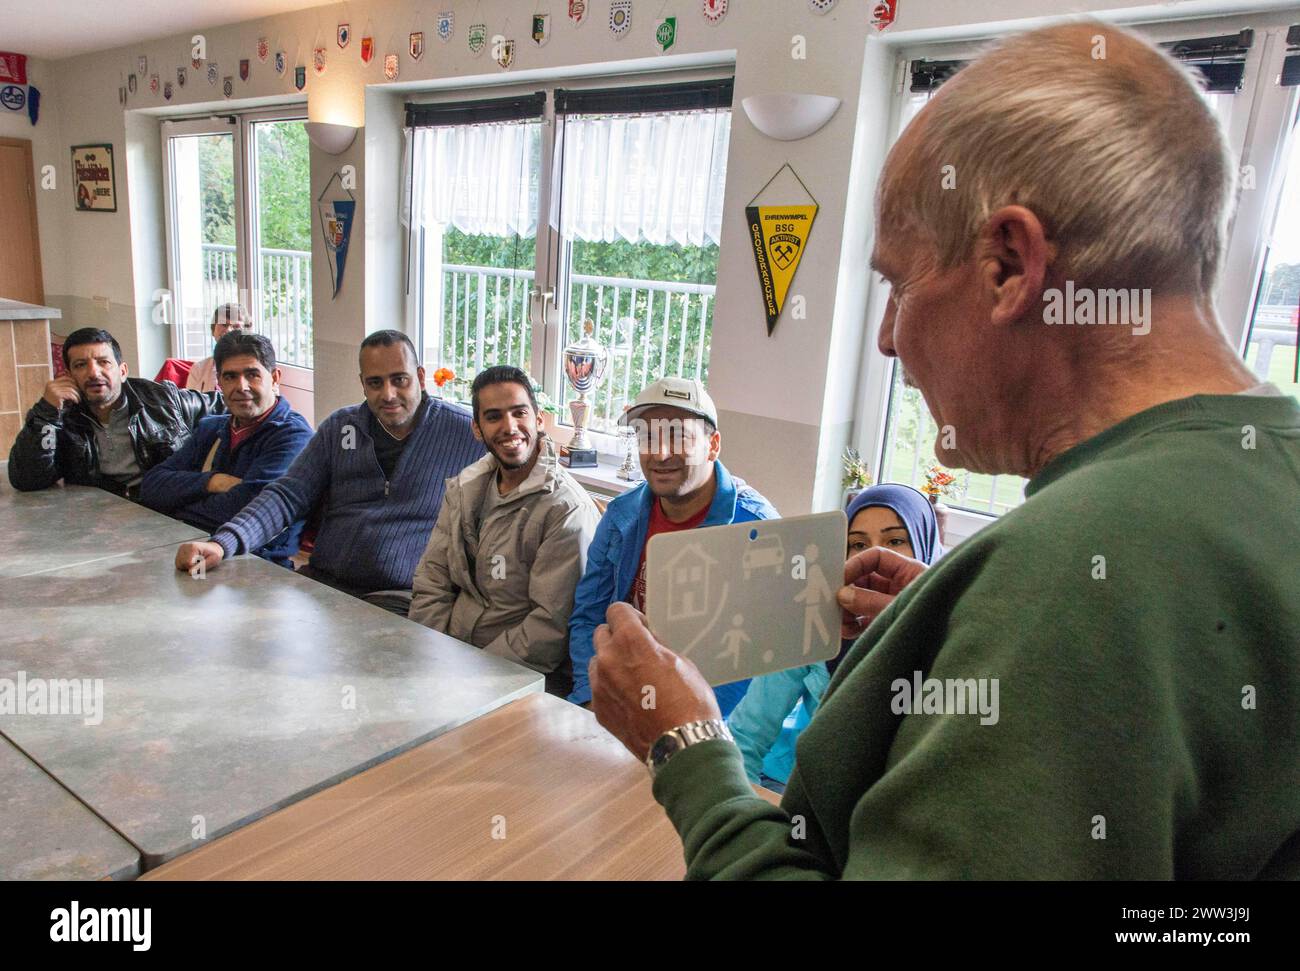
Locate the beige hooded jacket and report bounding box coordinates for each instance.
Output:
[408,436,600,695]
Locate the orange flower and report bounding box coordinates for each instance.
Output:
[433,367,455,387]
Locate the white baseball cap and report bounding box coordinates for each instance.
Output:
[620,376,718,427]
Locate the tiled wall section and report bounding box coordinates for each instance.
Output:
[0,319,53,455]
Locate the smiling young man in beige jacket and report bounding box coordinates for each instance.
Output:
[409,366,601,695]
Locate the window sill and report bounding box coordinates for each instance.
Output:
[566,459,640,497]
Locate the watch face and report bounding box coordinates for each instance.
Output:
[650,732,683,766]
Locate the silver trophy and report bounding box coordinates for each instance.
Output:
[561,319,608,467]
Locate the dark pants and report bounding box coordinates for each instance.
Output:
[294,563,412,617]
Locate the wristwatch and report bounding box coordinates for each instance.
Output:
[645,719,734,777]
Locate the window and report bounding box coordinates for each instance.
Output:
[866,26,1268,522]
[162,109,313,369]
[405,77,732,438]
[1241,45,1300,406]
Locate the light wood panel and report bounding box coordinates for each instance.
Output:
[144,692,781,881]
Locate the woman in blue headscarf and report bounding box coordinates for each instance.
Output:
[727,484,944,791]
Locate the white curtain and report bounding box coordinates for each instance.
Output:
[558,109,730,247]
[403,120,540,237]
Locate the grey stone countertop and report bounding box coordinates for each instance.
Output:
[0,551,543,870]
[0,477,205,579]
[0,298,62,320]
[0,735,140,880]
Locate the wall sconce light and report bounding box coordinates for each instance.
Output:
[304,121,359,155]
[741,94,842,141]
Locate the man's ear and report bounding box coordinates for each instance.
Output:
[977,205,1053,326]
[119,361,129,379]
[708,430,722,463]
[416,365,427,389]
[470,418,484,443]
[270,367,282,391]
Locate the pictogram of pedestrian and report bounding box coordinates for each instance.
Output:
[717,613,751,670]
[794,543,832,655]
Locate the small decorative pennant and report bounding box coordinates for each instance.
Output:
[656,16,676,52]
[568,0,588,26]
[532,14,550,46]
[701,0,727,25]
[496,38,515,69]
[338,23,350,49]
[871,1,898,30]
[384,53,399,80]
[437,12,454,42]
[610,0,632,37]
[468,24,487,56]
[410,32,425,60]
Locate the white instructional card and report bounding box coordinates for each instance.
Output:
[646,510,847,685]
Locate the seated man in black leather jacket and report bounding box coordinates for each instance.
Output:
[7,327,222,499]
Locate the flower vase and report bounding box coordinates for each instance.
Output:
[928,493,951,546]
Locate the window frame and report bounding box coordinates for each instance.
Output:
[404,65,734,458]
[161,105,311,368]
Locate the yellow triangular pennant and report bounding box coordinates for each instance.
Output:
[746,203,818,335]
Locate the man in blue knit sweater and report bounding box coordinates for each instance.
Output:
[143,332,312,566]
[174,330,485,613]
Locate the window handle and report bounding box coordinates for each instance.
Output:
[532,288,556,324]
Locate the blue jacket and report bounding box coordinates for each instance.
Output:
[210,394,485,592]
[140,396,312,565]
[567,460,778,713]
[727,662,831,786]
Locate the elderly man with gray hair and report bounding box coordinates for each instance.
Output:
[586,21,1300,879]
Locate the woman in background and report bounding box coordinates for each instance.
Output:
[727,484,944,792]
[187,303,252,391]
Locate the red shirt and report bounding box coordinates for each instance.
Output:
[228,401,277,453]
[628,499,710,613]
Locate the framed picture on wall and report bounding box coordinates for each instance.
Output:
[71,143,117,212]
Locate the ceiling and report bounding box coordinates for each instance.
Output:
[0,0,330,61]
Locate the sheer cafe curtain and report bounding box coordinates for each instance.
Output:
[402,108,731,246]
[558,108,730,246]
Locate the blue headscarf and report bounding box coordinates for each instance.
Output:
[844,483,944,566]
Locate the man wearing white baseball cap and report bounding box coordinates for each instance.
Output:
[567,377,778,714]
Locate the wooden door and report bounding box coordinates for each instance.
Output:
[0,138,44,305]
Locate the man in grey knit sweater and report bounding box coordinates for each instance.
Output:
[175,331,485,614]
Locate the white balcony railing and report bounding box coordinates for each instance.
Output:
[430,263,716,430]
[201,243,313,368]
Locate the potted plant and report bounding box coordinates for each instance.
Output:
[841,447,872,507]
[531,380,563,437]
[922,465,964,545]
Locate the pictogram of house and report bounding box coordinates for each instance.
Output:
[658,543,717,620]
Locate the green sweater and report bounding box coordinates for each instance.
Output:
[653,392,1300,879]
